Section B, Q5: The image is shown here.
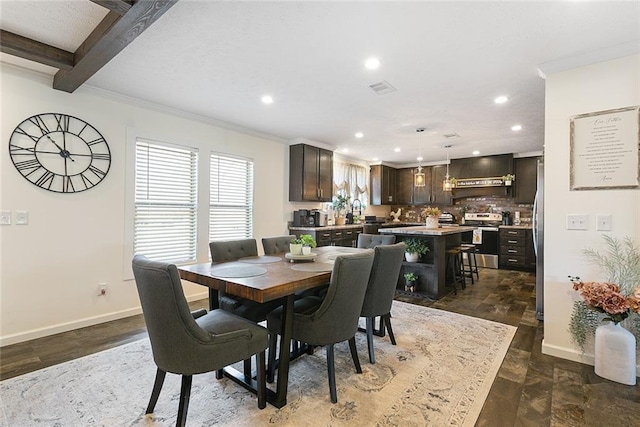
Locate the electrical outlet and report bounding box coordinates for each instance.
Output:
[566,214,588,230]
[15,210,28,225]
[596,214,612,231]
[0,211,10,225]
[98,283,107,296]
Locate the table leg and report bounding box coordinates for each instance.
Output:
[272,294,294,407]
[208,288,220,310]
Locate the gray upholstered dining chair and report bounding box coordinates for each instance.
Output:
[209,239,284,322]
[357,233,396,249]
[262,235,296,255]
[360,242,405,364]
[266,250,375,403]
[131,255,269,426]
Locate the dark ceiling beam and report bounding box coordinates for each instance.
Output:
[90,0,134,16]
[0,30,74,71]
[53,0,178,93]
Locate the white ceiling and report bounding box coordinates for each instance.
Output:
[1,1,639,165]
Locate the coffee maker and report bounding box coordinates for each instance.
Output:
[502,211,513,226]
[293,209,322,227]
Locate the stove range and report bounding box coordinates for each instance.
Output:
[462,213,502,268]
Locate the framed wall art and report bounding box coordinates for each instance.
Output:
[570,106,639,190]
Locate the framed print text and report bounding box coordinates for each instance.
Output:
[570,106,639,190]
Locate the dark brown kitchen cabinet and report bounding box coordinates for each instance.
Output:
[430,165,452,204]
[450,154,513,179]
[289,144,333,202]
[396,167,432,205]
[371,165,397,205]
[514,156,539,203]
[499,228,535,271]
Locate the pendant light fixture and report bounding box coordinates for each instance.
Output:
[442,144,454,191]
[414,128,426,187]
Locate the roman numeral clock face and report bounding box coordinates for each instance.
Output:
[9,113,111,193]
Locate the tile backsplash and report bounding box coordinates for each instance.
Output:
[391,196,534,224]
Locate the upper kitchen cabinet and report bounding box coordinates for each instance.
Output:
[396,167,432,205]
[289,144,333,202]
[431,165,452,204]
[514,156,539,203]
[451,154,513,179]
[371,165,397,205]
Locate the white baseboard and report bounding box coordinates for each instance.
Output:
[542,338,640,370]
[0,292,209,347]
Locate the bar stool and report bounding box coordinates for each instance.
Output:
[459,244,479,284]
[445,248,466,294]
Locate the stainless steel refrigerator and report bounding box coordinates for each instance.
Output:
[533,158,544,321]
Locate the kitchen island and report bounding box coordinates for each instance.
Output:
[379,225,476,299]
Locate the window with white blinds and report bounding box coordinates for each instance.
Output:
[209,154,253,241]
[134,140,198,263]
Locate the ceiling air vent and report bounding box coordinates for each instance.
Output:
[368,80,396,95]
[443,133,460,139]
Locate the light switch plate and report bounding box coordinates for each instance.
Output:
[567,214,588,230]
[0,211,10,225]
[596,214,612,231]
[15,210,28,225]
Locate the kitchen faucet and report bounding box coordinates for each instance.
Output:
[352,199,362,216]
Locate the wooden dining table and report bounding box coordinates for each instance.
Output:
[177,246,364,408]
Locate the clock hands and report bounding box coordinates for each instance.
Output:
[45,134,75,162]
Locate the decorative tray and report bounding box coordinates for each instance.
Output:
[285,252,317,262]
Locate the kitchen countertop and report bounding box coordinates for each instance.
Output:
[289,224,365,231]
[379,225,477,236]
[499,225,532,229]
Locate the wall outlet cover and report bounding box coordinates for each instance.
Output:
[0,211,10,225]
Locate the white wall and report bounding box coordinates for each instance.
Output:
[0,65,294,345]
[542,55,640,365]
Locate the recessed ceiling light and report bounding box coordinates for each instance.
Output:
[261,95,274,104]
[372,157,379,161]
[472,150,480,156]
[494,96,509,104]
[355,132,364,138]
[342,148,349,153]
[511,124,522,131]
[394,147,401,152]
[417,156,423,161]
[365,57,380,70]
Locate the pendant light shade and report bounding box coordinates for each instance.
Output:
[414,165,426,187]
[414,128,426,187]
[442,144,453,192]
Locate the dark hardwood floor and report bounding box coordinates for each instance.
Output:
[1,268,638,426]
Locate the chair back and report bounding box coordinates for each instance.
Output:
[357,233,396,249]
[262,235,296,255]
[132,255,213,373]
[360,242,406,317]
[209,239,258,262]
[301,250,374,345]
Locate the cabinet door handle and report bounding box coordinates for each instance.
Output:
[508,259,518,262]
[507,240,518,244]
[508,249,518,253]
[508,231,518,235]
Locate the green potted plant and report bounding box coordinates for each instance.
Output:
[421,206,441,228]
[332,194,350,225]
[502,173,515,186]
[290,236,304,255]
[403,238,430,262]
[404,272,417,292]
[299,234,317,255]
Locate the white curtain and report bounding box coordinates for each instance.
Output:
[333,161,368,209]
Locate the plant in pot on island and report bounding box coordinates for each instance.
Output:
[502,173,515,186]
[290,234,317,256]
[422,206,441,229]
[332,194,350,225]
[403,237,430,262]
[404,272,418,292]
[568,235,640,385]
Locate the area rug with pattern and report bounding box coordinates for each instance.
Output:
[0,301,516,426]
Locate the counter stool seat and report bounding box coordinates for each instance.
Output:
[459,244,479,284]
[445,248,466,294]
